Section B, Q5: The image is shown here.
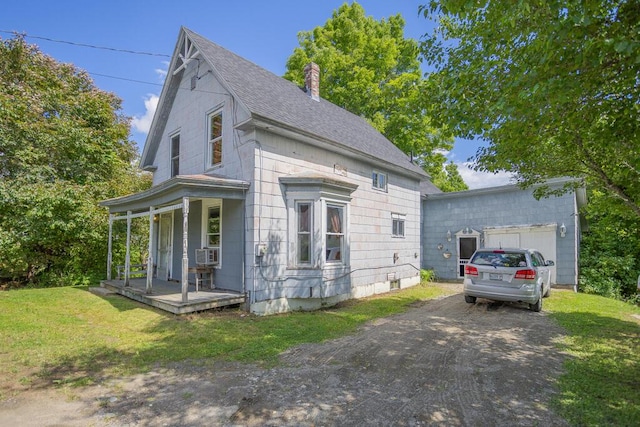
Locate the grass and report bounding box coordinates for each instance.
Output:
[0,281,453,398]
[546,291,640,426]
[1,283,638,426]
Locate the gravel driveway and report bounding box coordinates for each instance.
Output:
[0,285,569,426]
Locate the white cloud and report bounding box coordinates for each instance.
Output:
[456,162,515,189]
[131,94,159,134]
[155,61,169,81]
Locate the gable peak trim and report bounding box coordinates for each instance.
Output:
[173,33,201,76]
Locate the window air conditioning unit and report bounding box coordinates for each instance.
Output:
[195,248,219,266]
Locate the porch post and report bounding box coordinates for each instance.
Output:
[107,214,114,281]
[146,206,154,294]
[181,198,190,303]
[125,210,132,286]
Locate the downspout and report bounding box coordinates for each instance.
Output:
[241,187,246,299]
[251,140,264,306]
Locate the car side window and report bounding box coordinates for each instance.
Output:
[531,252,544,267]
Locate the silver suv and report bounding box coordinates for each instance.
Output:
[463,248,554,312]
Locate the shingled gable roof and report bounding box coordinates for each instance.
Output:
[143,27,428,178]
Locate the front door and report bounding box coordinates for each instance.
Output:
[157,213,173,280]
[458,236,478,278]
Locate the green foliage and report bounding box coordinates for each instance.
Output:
[421,0,640,213]
[284,2,463,191]
[0,36,148,285]
[579,188,640,303]
[420,268,436,282]
[546,291,640,426]
[430,161,468,192]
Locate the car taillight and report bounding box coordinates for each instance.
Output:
[464,265,478,276]
[514,269,536,280]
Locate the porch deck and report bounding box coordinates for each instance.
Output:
[99,278,246,315]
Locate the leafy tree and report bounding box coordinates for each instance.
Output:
[284,2,467,192]
[420,0,640,300]
[420,0,639,214]
[0,36,147,286]
[579,188,640,303]
[432,161,468,193]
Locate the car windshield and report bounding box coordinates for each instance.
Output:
[471,252,527,268]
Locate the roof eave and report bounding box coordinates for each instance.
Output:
[238,115,427,181]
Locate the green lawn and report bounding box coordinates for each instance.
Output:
[0,282,454,397]
[1,283,638,426]
[546,292,640,426]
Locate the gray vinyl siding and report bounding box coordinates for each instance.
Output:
[422,182,579,285]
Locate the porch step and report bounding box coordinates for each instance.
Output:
[89,286,115,296]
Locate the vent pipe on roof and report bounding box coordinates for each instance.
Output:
[304,62,320,102]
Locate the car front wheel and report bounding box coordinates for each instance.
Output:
[464,295,477,304]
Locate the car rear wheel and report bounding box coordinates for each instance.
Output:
[464,295,477,304]
[529,293,542,312]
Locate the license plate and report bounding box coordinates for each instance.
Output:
[490,273,503,281]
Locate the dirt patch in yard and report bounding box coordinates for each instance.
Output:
[0,284,569,426]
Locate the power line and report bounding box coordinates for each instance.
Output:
[0,29,170,58]
[1,30,232,95]
[89,71,164,87]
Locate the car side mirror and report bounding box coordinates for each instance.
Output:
[546,260,555,266]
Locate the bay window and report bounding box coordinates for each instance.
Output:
[280,174,357,269]
[296,202,312,264]
[326,204,344,262]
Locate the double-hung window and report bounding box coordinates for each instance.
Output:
[326,204,344,262]
[207,206,221,248]
[392,213,405,237]
[296,202,312,264]
[208,111,222,167]
[170,133,180,177]
[372,171,387,191]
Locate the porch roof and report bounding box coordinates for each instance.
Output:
[100,174,250,214]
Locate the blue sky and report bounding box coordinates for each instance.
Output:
[2,0,512,188]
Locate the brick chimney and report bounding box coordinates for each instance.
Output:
[304,62,320,102]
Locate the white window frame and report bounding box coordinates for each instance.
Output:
[295,201,313,265]
[170,132,180,178]
[207,109,223,169]
[372,170,387,192]
[392,213,406,238]
[201,200,222,267]
[324,202,346,265]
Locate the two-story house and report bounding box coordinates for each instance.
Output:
[101,27,426,314]
[102,27,586,314]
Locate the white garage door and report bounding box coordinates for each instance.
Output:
[484,224,557,284]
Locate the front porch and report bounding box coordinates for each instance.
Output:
[100,278,246,315]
